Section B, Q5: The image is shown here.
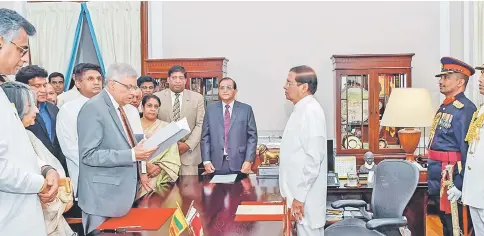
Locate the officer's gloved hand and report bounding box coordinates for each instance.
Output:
[447,187,462,202]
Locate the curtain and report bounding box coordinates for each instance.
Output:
[85,1,141,75]
[472,1,484,106]
[27,3,81,77]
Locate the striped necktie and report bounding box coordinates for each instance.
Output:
[173,93,181,121]
[118,106,136,148]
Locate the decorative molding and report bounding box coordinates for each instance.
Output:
[439,1,451,103]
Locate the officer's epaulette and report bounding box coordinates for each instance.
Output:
[453,100,464,109]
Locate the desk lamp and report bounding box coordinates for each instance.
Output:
[380,88,435,165]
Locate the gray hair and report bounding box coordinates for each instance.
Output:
[0,8,36,42]
[1,81,36,120]
[105,63,138,86]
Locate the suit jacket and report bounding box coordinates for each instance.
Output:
[201,101,258,171]
[77,90,138,217]
[27,102,68,176]
[154,89,205,166]
[0,87,46,235]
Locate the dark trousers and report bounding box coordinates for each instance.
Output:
[429,195,473,236]
[214,156,241,175]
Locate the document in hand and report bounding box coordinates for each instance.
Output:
[144,117,191,160]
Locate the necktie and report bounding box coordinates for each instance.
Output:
[173,93,181,121]
[224,104,230,151]
[118,106,136,148]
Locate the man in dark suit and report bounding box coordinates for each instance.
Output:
[201,77,258,175]
[16,65,68,175]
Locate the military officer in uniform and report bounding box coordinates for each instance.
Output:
[427,57,477,236]
[462,64,484,236]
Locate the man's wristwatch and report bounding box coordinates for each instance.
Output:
[41,165,56,178]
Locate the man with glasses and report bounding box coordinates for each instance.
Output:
[0,8,60,235]
[154,65,205,175]
[77,63,157,234]
[201,77,258,175]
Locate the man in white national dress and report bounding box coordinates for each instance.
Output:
[462,64,484,236]
[279,65,327,236]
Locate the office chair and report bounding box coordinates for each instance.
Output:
[325,160,419,236]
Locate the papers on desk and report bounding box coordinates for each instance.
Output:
[144,117,191,160]
[236,205,283,215]
[209,174,237,184]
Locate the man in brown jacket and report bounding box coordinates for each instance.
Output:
[154,65,205,175]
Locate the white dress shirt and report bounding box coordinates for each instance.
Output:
[106,90,137,162]
[203,100,234,165]
[57,87,81,108]
[56,95,89,199]
[124,104,143,135]
[171,90,183,109]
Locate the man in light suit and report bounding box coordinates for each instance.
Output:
[154,65,205,175]
[77,63,158,234]
[0,9,60,235]
[280,65,327,236]
[201,77,257,175]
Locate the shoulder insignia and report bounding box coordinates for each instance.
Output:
[453,100,464,109]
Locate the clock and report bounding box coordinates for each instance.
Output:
[379,138,388,149]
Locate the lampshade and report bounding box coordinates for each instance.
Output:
[380,88,435,128]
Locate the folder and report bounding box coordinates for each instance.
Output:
[144,117,191,160]
[96,208,176,231]
[234,201,294,222]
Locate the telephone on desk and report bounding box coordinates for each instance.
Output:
[327,171,340,187]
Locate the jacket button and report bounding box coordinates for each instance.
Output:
[468,166,472,170]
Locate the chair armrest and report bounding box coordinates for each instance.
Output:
[331,199,367,209]
[366,217,407,230]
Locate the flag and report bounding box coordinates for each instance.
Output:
[169,204,188,236]
[190,212,203,236]
[185,203,204,236]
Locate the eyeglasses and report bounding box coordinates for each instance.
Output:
[10,41,29,57]
[219,86,234,91]
[113,80,138,90]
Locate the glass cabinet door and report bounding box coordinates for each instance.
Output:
[376,72,408,152]
[340,74,370,152]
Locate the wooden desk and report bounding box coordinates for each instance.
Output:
[95,175,426,236]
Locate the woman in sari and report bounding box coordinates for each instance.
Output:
[138,94,181,198]
[1,82,75,236]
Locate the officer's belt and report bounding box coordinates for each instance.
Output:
[428,150,461,162]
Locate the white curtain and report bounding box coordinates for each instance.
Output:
[27,3,81,76]
[86,1,141,75]
[472,1,484,106]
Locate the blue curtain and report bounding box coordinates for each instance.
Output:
[63,3,106,91]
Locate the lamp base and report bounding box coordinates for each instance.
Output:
[398,128,421,163]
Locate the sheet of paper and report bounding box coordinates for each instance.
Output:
[236,205,283,215]
[144,117,190,148]
[209,174,237,184]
